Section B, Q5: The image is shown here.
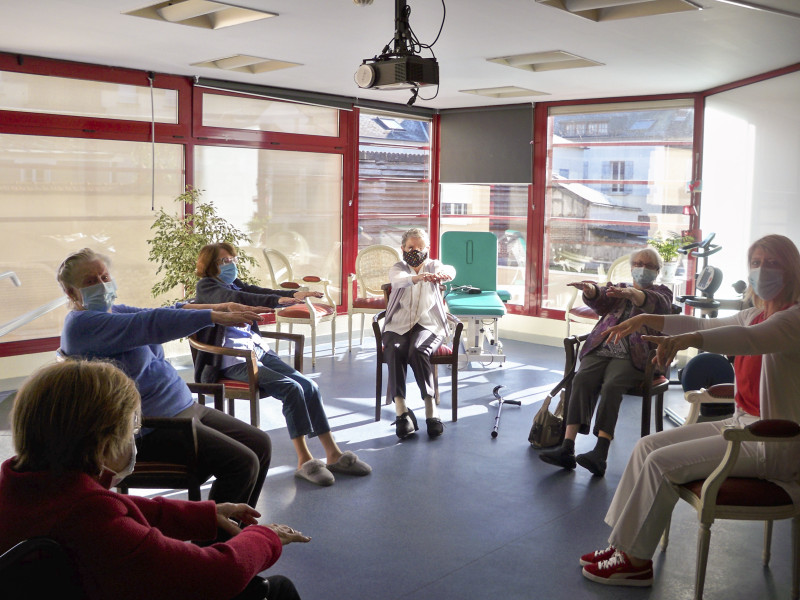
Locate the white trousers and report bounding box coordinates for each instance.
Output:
[605,412,764,559]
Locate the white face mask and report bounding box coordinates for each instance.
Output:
[106,435,137,488]
[632,266,658,287]
[748,266,784,302]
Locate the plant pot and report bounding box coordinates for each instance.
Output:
[661,260,679,283]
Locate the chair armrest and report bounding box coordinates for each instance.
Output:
[445,313,463,347]
[187,336,253,359]
[685,387,735,405]
[260,331,305,372]
[187,382,226,412]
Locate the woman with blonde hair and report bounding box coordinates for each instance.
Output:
[578,234,800,587]
[0,360,308,600]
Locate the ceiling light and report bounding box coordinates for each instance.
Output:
[125,1,277,30]
[192,55,301,74]
[460,86,550,98]
[535,0,700,21]
[488,51,603,72]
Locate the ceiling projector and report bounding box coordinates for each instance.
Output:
[355,54,439,90]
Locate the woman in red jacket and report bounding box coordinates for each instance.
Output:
[0,359,309,600]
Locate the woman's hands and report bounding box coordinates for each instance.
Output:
[210,310,263,327]
[413,272,452,284]
[265,524,311,545]
[567,280,598,298]
[215,503,261,537]
[603,313,653,345]
[219,302,273,314]
[642,332,702,370]
[292,291,324,301]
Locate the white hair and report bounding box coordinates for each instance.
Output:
[630,247,663,269]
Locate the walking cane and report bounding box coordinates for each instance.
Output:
[491,385,521,438]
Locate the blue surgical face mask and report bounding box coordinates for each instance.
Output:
[748,266,784,301]
[80,279,117,312]
[632,266,658,287]
[218,262,238,285]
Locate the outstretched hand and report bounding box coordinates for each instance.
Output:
[211,310,262,327]
[642,332,701,370]
[266,523,311,545]
[215,503,261,537]
[603,314,648,345]
[220,302,273,314]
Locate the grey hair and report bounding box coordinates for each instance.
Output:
[401,228,429,248]
[57,248,111,308]
[630,247,663,270]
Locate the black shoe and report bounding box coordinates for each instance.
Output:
[391,409,419,439]
[539,445,576,470]
[426,417,444,437]
[576,452,607,477]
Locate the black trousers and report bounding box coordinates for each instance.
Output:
[137,402,271,507]
[381,324,444,401]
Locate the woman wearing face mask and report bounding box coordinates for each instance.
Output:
[577,234,800,587]
[57,248,274,513]
[0,360,308,600]
[540,247,673,477]
[382,228,456,438]
[194,243,371,486]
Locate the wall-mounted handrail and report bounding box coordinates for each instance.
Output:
[1,271,22,287]
[1,272,68,338]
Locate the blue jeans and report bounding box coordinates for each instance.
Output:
[222,349,330,439]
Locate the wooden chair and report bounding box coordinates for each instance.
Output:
[659,420,800,600]
[372,284,464,422]
[117,382,226,501]
[347,244,400,351]
[563,333,669,437]
[188,330,304,428]
[565,253,632,337]
[263,247,337,367]
[684,383,735,425]
[55,349,223,501]
[1,537,85,600]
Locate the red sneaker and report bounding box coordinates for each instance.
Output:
[582,551,653,587]
[579,545,616,566]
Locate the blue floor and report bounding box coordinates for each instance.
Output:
[1,338,795,599]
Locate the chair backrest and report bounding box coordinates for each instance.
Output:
[263,248,294,288]
[603,253,633,284]
[0,537,85,599]
[355,245,400,296]
[440,231,498,291]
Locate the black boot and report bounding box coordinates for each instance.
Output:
[539,439,576,470]
[426,417,444,437]
[576,437,610,477]
[391,408,419,439]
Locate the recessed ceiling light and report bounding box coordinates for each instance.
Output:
[488,50,603,72]
[125,1,277,30]
[535,0,700,22]
[192,55,301,74]
[460,86,550,98]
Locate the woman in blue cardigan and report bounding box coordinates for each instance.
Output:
[58,247,273,510]
[194,243,371,487]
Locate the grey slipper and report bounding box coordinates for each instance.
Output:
[326,451,372,476]
[295,459,335,486]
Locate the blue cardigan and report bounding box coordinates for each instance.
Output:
[61,304,214,419]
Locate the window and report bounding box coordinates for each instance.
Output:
[542,101,694,312]
[439,183,529,305]
[358,110,432,249]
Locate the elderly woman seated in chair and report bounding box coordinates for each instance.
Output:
[383,228,456,439]
[539,246,673,477]
[0,360,308,600]
[194,243,371,487]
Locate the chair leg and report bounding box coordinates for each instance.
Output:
[641,392,652,437]
[375,361,382,421]
[433,365,440,405]
[660,514,671,552]
[331,316,336,355]
[250,395,260,429]
[359,313,365,347]
[763,520,773,566]
[275,322,281,354]
[348,313,353,352]
[311,324,316,368]
[694,522,712,600]
[655,392,664,433]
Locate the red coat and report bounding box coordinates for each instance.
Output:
[0,458,282,600]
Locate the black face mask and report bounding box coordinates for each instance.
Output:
[403,249,428,268]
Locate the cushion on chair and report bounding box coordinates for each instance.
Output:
[433,345,453,357]
[302,275,322,283]
[278,303,335,318]
[352,297,386,310]
[569,305,599,320]
[280,282,301,289]
[682,478,793,506]
[219,378,249,390]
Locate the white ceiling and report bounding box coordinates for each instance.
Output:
[2,0,800,110]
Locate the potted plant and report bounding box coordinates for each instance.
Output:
[647,232,694,283]
[148,186,256,304]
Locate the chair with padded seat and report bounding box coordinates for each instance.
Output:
[659,419,800,600]
[263,247,337,367]
[188,329,304,429]
[562,333,669,437]
[372,283,464,422]
[347,244,400,351]
[1,537,85,600]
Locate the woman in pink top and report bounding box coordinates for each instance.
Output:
[578,234,800,588]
